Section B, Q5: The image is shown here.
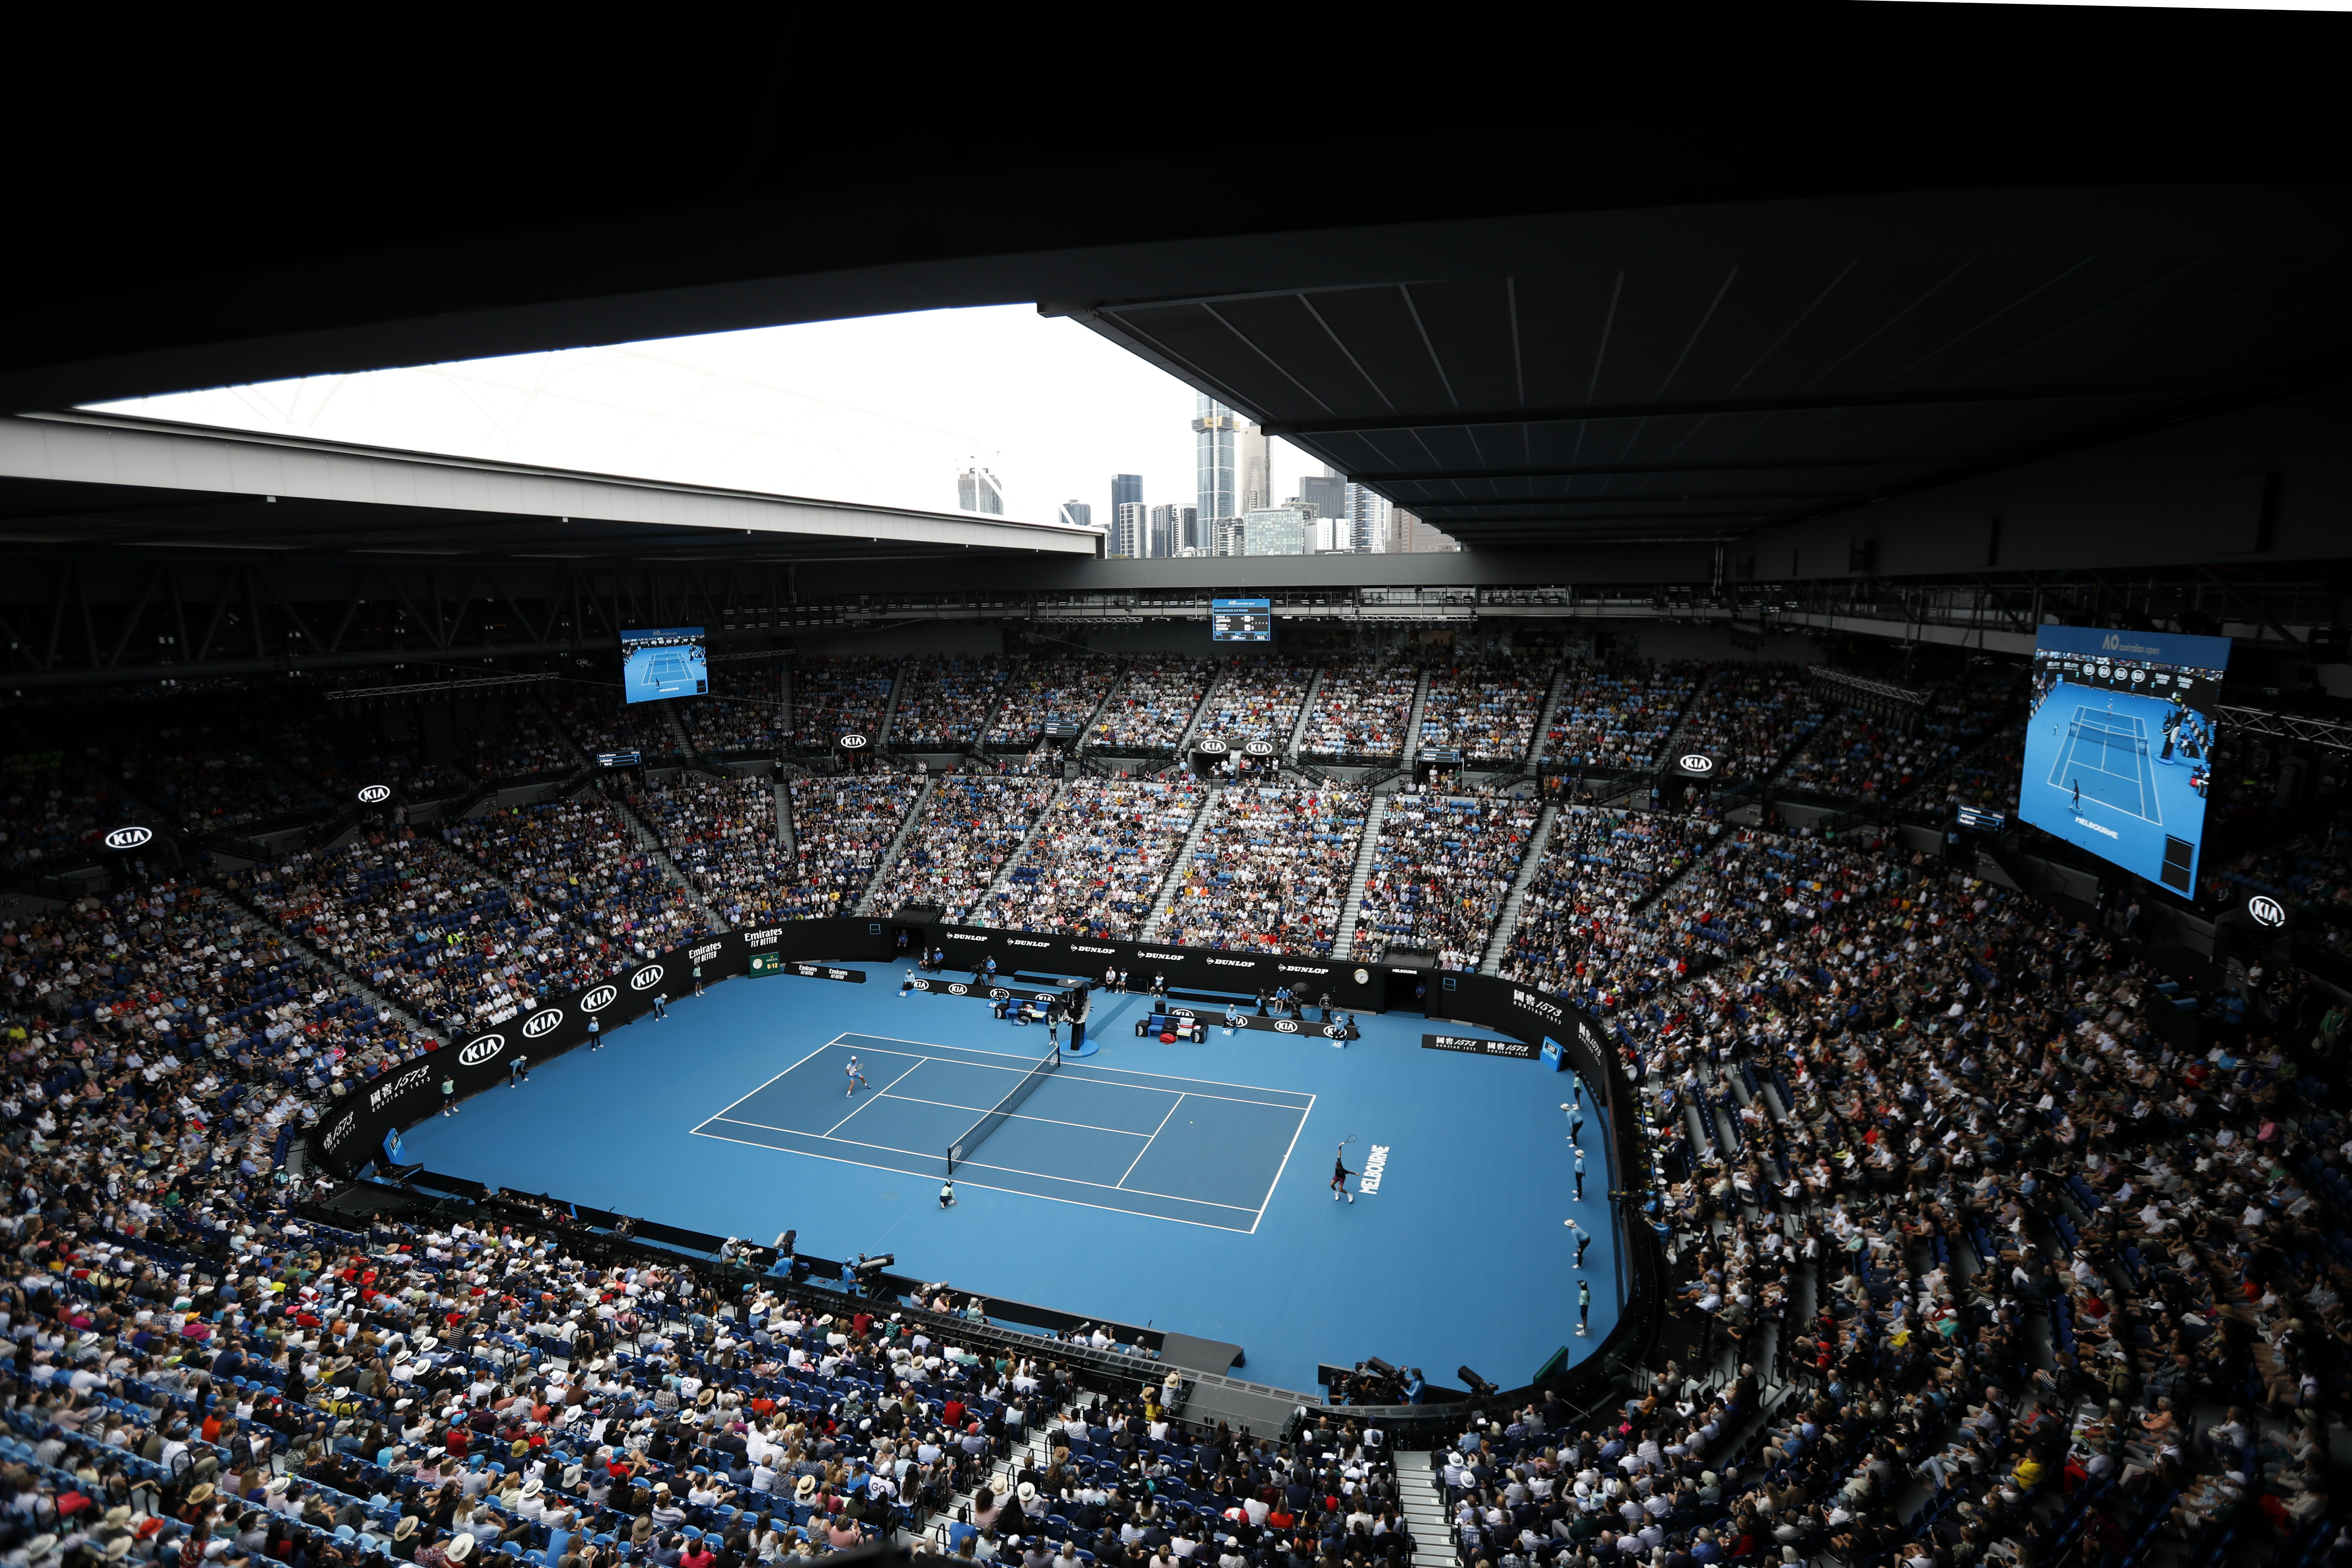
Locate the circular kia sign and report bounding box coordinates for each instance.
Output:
[579,984,619,1013]
[104,826,154,851]
[458,1033,508,1067]
[2247,894,2288,929]
[837,733,870,750]
[629,965,666,992]
[1242,740,1276,757]
[356,784,393,804]
[1194,738,1229,755]
[1675,754,1717,777]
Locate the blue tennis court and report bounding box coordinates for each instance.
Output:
[2045,702,2158,821]
[628,645,706,699]
[693,1033,1314,1232]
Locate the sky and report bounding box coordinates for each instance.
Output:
[87,306,1334,530]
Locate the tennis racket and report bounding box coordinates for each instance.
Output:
[1340,1135,1357,1147]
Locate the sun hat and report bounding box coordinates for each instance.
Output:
[445,1535,476,1563]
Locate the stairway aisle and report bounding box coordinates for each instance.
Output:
[772,773,795,858]
[1399,668,1434,769]
[1287,666,1328,760]
[1394,1455,1453,1568]
[875,656,911,748]
[1479,800,1557,975]
[611,790,728,932]
[854,775,939,916]
[1141,784,1223,940]
[980,778,1071,908]
[661,702,697,761]
[1332,796,1388,960]
[1169,664,1228,757]
[1523,662,1570,772]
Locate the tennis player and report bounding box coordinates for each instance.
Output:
[845,1056,871,1098]
[1331,1147,1356,1204]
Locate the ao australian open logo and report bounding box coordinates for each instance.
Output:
[356,784,393,804]
[2247,895,2287,929]
[580,984,619,1013]
[458,1033,508,1067]
[104,826,154,850]
[522,1008,563,1041]
[629,965,665,992]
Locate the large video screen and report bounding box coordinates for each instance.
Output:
[621,626,708,703]
[1210,598,1273,642]
[2020,624,2229,894]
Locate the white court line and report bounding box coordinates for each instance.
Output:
[1116,1094,1184,1187]
[822,1059,928,1136]
[873,1091,1157,1139]
[1249,1091,1318,1237]
[689,1126,1259,1230]
[695,1037,844,1125]
[837,1031,1315,1104]
[704,1113,1260,1214]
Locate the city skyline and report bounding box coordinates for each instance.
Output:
[85,304,1341,533]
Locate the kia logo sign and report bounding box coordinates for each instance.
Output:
[837,733,869,750]
[629,965,666,992]
[579,985,619,1013]
[1242,740,1275,756]
[356,784,393,804]
[2247,894,2288,929]
[522,1008,563,1040]
[1274,1018,1299,1033]
[104,826,154,850]
[1676,754,1716,775]
[1195,738,1228,754]
[458,1033,508,1067]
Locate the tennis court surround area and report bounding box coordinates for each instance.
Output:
[693,1033,1313,1232]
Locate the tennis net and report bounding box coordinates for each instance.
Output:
[946,1044,1061,1174]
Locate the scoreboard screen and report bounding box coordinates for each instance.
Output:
[620,626,708,703]
[1210,598,1273,642]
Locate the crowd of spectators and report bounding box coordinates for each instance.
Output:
[682,662,786,759]
[895,778,1058,922]
[1194,659,1317,748]
[991,777,1207,939]
[1897,667,2029,814]
[1158,787,1369,955]
[1775,713,1941,802]
[1088,658,1213,754]
[228,834,613,1034]
[1,754,151,874]
[1299,662,1418,762]
[790,658,896,750]
[1501,808,1717,996]
[1535,824,2351,1568]
[891,658,1010,752]
[7,873,426,1116]
[1354,794,1539,969]
[634,777,807,929]
[1543,661,1700,776]
[462,703,580,780]
[443,797,708,960]
[985,657,1121,751]
[1417,658,1552,766]
[1672,665,1826,781]
[547,688,679,763]
[96,686,332,835]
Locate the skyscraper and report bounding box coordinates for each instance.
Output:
[1342,481,1390,553]
[1192,396,1240,530]
[1238,422,1271,514]
[1148,503,1199,557]
[1388,508,1462,553]
[1060,501,1094,531]
[958,466,1004,515]
[1297,468,1346,519]
[1111,473,1142,531]
[1241,506,1310,556]
[1112,501,1150,559]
